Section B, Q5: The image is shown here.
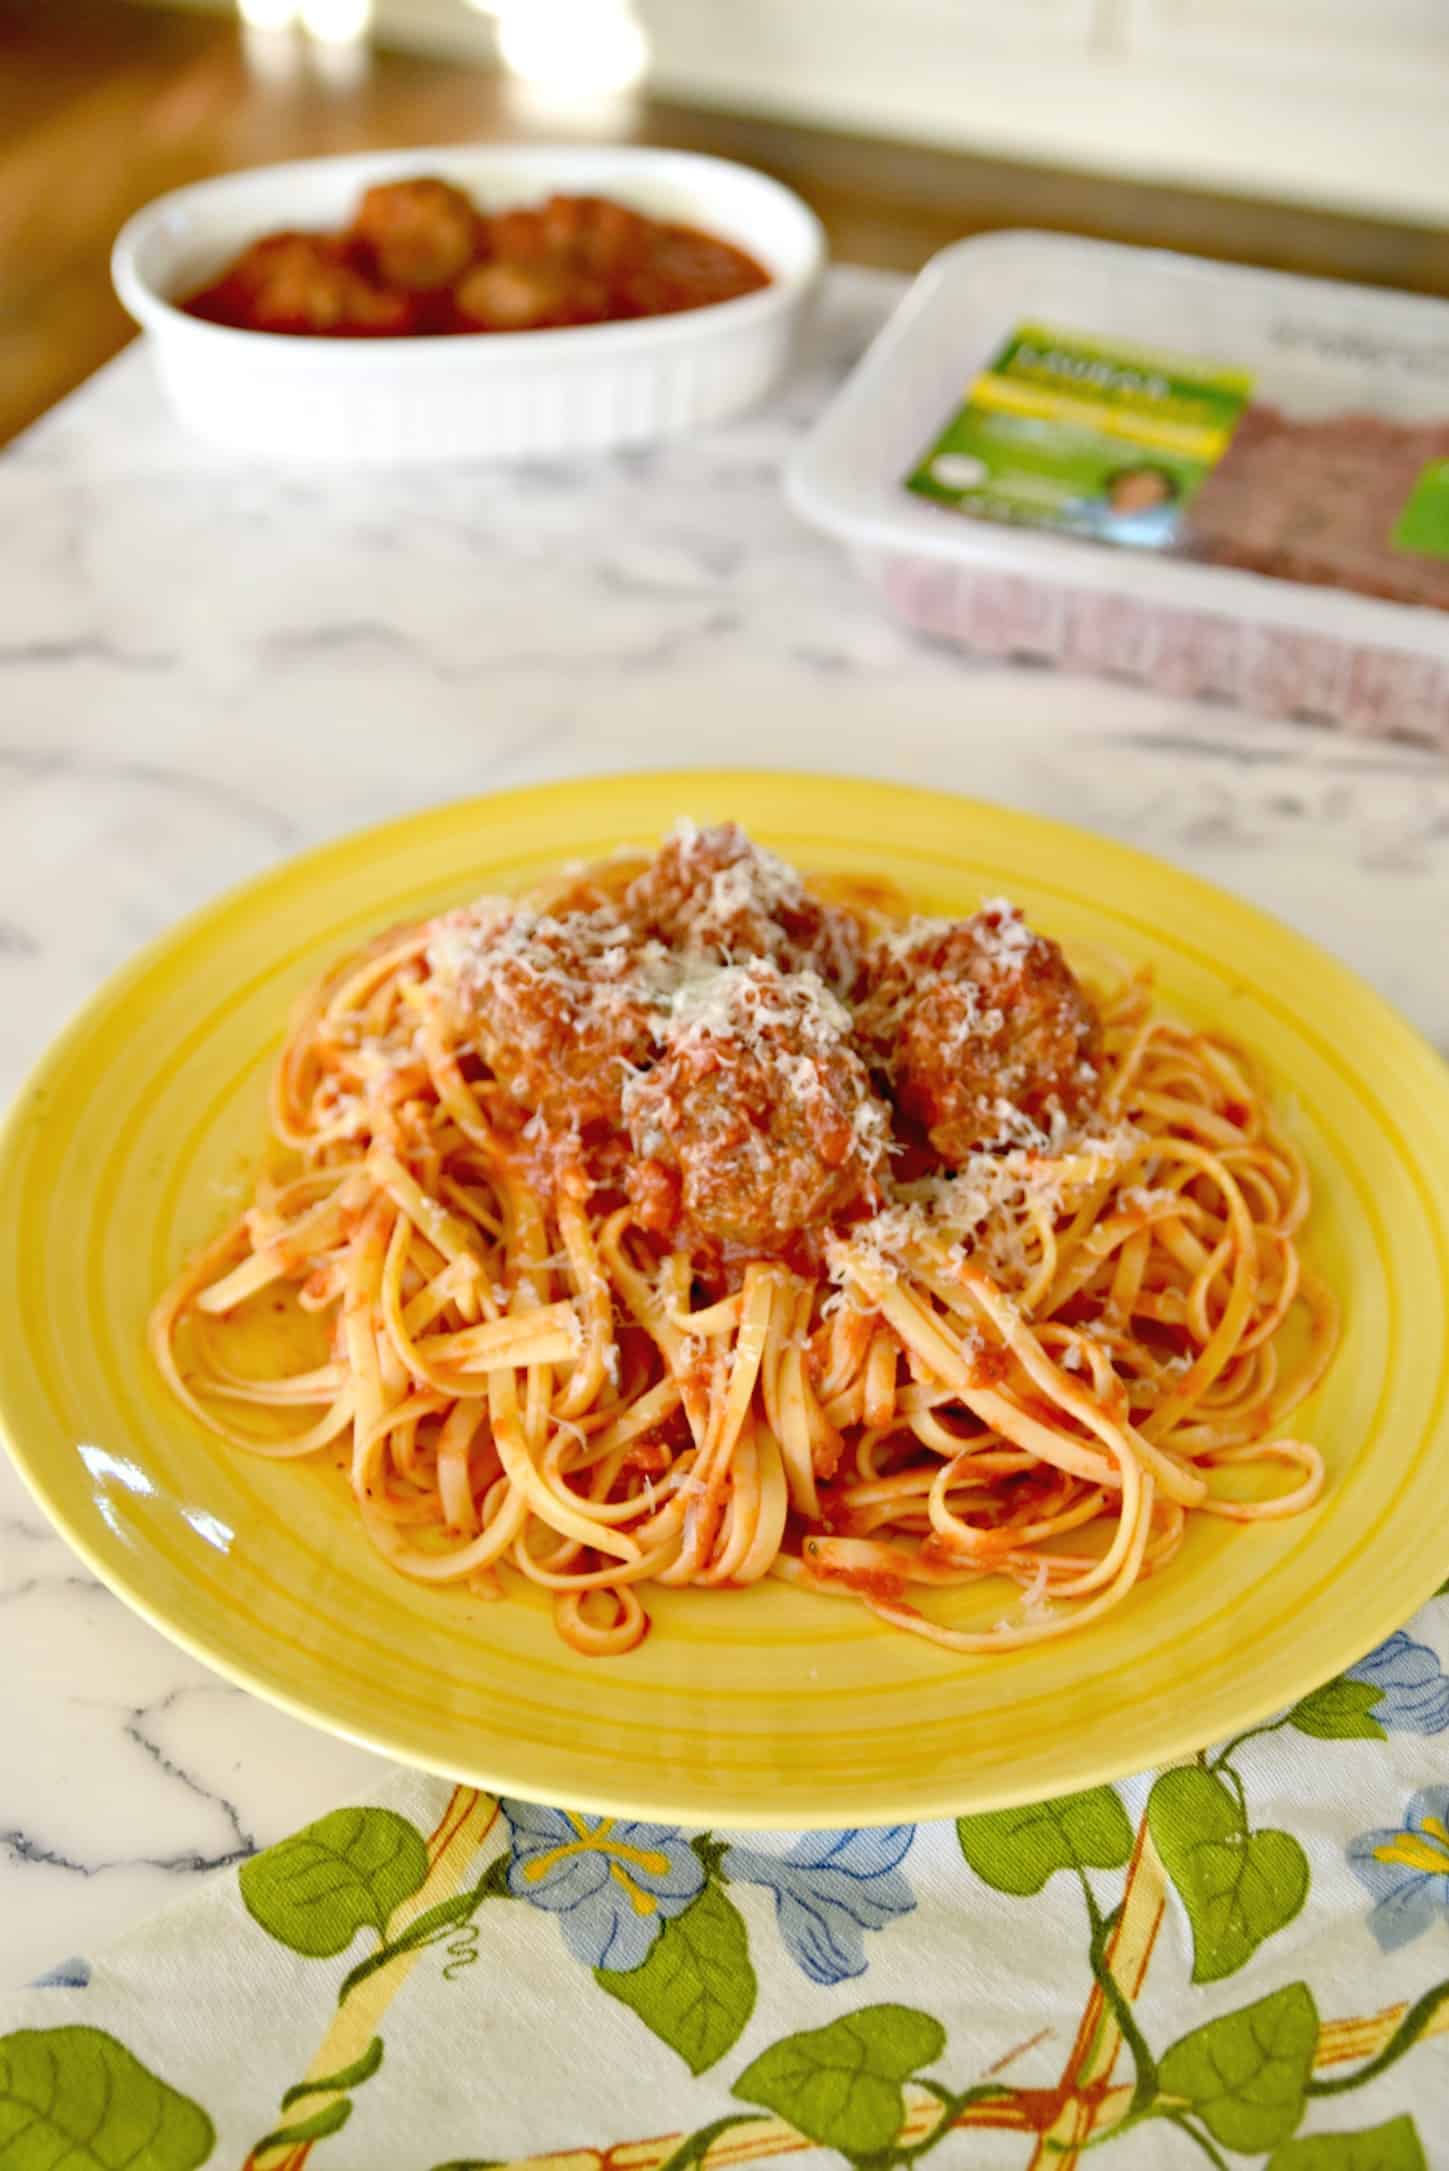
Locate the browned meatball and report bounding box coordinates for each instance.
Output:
[429,905,669,1131]
[484,204,561,269]
[542,195,653,273]
[859,904,1101,1161]
[351,178,480,293]
[624,961,887,1252]
[453,257,607,333]
[454,198,655,328]
[615,227,770,317]
[488,195,651,276]
[224,234,413,336]
[624,823,861,993]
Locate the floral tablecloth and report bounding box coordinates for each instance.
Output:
[5,1595,1449,2171]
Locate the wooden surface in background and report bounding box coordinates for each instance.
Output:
[5,0,1449,448]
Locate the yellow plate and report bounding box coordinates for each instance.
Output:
[4,771,1448,1828]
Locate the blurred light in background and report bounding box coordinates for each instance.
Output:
[238,0,304,83]
[300,0,372,41]
[238,0,299,25]
[473,0,650,98]
[235,0,371,83]
[234,0,645,107]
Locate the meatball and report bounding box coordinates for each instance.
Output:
[453,195,649,329]
[490,194,651,277]
[429,904,668,1131]
[624,823,861,993]
[224,234,413,336]
[351,178,479,292]
[538,195,650,270]
[859,903,1101,1161]
[453,257,606,333]
[615,228,769,317]
[625,961,887,1252]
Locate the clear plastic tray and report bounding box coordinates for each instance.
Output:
[788,232,1449,745]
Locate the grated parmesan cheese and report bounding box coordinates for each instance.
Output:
[974,899,1038,966]
[663,818,810,940]
[830,1118,1141,1295]
[1118,1185,1183,1215]
[658,961,853,1053]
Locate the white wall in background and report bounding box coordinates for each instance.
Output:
[1123,0,1449,83]
[635,0,1449,226]
[137,0,1449,228]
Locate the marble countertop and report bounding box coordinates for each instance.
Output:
[3,266,1446,1989]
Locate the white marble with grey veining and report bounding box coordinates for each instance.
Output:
[2,267,1446,1990]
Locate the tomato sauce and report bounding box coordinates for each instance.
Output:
[182,178,772,339]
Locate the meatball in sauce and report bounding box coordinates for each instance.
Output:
[182,180,771,339]
[429,904,671,1134]
[858,903,1102,1161]
[350,177,480,293]
[427,830,1103,1268]
[625,821,861,994]
[188,233,415,338]
[624,961,888,1253]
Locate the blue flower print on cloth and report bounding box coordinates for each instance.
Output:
[1346,1632,1449,1734]
[1348,1785,1449,1952]
[501,1800,705,1971]
[30,1957,92,1990]
[723,1826,916,1984]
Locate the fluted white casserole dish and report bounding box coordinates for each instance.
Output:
[112,144,825,463]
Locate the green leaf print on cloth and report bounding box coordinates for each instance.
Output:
[0,2026,214,2170]
[240,1807,430,1958]
[1149,1767,1309,1983]
[17,1697,1449,2171]
[1288,1680,1388,1743]
[1268,2115,1427,2170]
[733,2005,945,2159]
[956,1784,1133,1894]
[1159,1982,1319,2152]
[596,1883,757,2076]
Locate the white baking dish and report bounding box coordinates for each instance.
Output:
[787,231,1449,746]
[113,145,824,463]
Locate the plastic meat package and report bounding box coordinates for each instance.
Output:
[789,233,1449,745]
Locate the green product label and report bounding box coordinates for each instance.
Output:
[905,320,1254,552]
[1392,459,1449,560]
